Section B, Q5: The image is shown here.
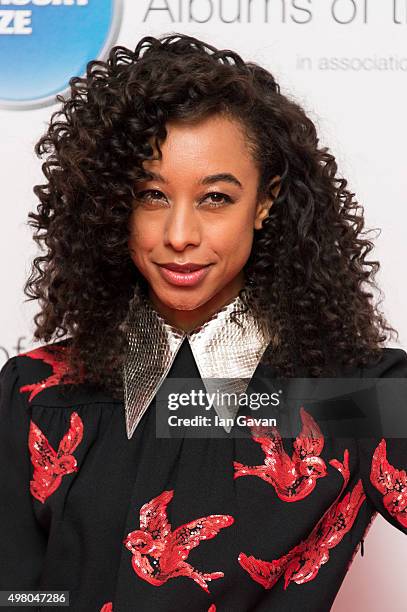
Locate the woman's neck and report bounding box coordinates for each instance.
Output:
[147,276,247,332]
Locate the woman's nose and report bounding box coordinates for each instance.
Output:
[163,203,201,250]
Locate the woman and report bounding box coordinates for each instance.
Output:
[0,33,406,611]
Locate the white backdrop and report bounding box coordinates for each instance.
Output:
[1,1,406,609]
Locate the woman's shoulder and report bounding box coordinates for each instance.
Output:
[323,346,407,378]
[2,338,122,408]
[360,346,407,378]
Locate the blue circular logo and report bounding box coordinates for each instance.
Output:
[0,0,122,110]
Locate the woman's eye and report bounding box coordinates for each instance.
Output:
[134,190,233,208]
[134,190,167,207]
[203,192,233,207]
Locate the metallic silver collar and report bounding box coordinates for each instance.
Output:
[123,289,272,439]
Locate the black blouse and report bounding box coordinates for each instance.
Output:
[0,339,406,612]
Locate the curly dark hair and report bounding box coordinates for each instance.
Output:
[24,32,398,399]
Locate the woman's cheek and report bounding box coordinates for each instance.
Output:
[228,223,253,257]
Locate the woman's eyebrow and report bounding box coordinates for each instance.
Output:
[144,170,243,189]
[201,173,243,189]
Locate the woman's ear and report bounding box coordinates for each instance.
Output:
[254,175,281,230]
[254,201,273,230]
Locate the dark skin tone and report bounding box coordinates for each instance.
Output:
[128,114,280,332]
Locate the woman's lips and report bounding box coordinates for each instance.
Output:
[157,264,212,287]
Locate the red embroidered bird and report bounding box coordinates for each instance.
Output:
[234,406,330,501]
[370,438,407,528]
[28,411,84,503]
[19,345,84,401]
[238,450,366,590]
[123,489,234,593]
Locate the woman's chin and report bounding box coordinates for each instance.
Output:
[153,292,210,312]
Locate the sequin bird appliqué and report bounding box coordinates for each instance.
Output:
[123,489,234,593]
[19,345,84,401]
[234,406,330,502]
[28,411,84,503]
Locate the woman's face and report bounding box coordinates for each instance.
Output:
[128,113,277,331]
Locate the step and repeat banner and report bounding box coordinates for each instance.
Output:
[1,1,406,609]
